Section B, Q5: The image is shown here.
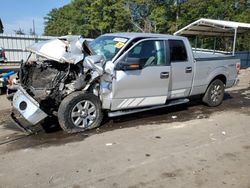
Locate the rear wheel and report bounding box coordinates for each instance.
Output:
[202,79,225,107]
[58,92,103,133]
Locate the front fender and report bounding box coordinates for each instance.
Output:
[83,71,101,91]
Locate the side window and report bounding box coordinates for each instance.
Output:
[123,40,167,67]
[169,40,188,62]
[128,44,142,57]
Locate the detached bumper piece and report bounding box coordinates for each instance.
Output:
[10,111,34,135]
[11,87,48,134]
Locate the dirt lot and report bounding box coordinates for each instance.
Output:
[0,69,250,188]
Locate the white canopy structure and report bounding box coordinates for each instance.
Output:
[174,18,250,55]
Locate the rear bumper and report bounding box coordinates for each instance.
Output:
[226,78,239,88]
[11,87,48,133]
[233,78,239,86]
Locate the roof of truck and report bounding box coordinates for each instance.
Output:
[104,32,186,40]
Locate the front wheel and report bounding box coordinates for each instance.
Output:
[58,92,103,133]
[202,79,225,107]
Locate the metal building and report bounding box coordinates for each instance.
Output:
[0,34,54,63]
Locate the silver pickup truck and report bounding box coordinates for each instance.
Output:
[8,33,240,134]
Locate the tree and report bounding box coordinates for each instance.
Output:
[0,18,3,33]
[44,0,132,37]
[126,0,175,33]
[43,0,250,51]
[44,5,76,36]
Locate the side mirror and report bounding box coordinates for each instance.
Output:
[115,57,142,71]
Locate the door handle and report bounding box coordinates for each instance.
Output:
[185,67,192,73]
[160,72,169,79]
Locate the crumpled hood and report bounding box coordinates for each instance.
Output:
[26,35,91,64]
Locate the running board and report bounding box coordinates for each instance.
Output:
[108,98,189,118]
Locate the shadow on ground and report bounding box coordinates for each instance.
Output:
[0,87,250,152]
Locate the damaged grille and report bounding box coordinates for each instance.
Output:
[19,61,70,110]
[31,65,60,89]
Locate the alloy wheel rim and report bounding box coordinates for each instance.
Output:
[210,83,222,103]
[71,100,97,128]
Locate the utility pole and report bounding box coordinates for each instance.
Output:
[32,19,38,43]
[32,19,36,35]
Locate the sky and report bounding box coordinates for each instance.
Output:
[1,0,71,35]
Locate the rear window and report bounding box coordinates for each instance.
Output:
[169,40,188,62]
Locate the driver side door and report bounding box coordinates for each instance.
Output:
[111,39,171,111]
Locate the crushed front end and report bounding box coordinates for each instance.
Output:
[8,35,101,134]
[9,60,81,134]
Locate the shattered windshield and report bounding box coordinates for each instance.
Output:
[89,35,128,61]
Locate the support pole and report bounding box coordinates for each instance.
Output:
[213,37,216,54]
[195,36,198,52]
[232,28,237,56]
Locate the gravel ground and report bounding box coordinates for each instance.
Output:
[0,69,250,188]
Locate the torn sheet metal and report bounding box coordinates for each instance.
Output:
[26,35,90,64]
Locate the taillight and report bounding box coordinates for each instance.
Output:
[236,62,240,74]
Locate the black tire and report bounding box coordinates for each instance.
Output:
[58,92,103,133]
[202,79,225,107]
[40,116,61,133]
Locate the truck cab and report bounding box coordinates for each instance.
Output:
[106,34,194,111]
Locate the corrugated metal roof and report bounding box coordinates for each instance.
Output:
[174,18,250,36]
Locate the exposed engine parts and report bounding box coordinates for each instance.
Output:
[16,59,97,115]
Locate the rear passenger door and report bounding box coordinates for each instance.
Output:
[168,39,194,99]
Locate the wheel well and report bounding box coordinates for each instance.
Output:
[211,75,227,85]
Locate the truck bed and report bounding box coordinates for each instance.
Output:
[193,48,232,59]
[190,50,239,96]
